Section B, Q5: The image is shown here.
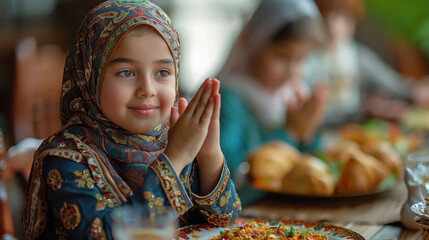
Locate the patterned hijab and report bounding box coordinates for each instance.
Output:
[23,1,180,238]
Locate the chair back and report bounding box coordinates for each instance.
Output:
[12,37,65,142]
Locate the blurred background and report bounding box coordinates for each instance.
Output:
[1,0,429,146]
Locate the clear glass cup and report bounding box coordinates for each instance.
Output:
[405,150,429,189]
[401,149,429,229]
[111,205,178,240]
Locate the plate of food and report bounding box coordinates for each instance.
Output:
[247,120,420,198]
[248,140,402,198]
[174,219,365,240]
[411,201,429,220]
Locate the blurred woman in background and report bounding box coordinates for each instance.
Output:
[218,0,326,206]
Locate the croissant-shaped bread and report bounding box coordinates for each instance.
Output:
[325,140,360,164]
[248,141,300,180]
[340,124,380,147]
[336,150,389,194]
[281,155,335,196]
[361,141,403,175]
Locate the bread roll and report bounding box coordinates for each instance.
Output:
[336,150,389,194]
[252,178,283,192]
[281,155,335,196]
[248,141,299,180]
[340,124,379,147]
[361,141,403,175]
[325,140,360,164]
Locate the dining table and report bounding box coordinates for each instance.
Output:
[240,180,423,239]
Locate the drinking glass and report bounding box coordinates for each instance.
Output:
[401,149,429,229]
[111,205,178,240]
[405,150,429,190]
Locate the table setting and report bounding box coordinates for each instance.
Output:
[168,119,427,239]
[225,119,427,239]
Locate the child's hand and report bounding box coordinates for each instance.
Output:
[196,78,225,195]
[285,79,311,110]
[197,78,222,160]
[286,84,327,141]
[164,78,215,174]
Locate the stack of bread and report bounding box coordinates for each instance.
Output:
[248,138,403,196]
[326,140,400,194]
[248,141,335,196]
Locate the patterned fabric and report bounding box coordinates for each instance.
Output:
[74,169,96,189]
[36,155,240,239]
[60,203,81,230]
[23,1,241,239]
[90,217,107,240]
[23,1,180,238]
[46,169,63,191]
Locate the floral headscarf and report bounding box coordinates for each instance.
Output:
[23,1,180,238]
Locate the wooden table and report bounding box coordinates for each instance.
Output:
[324,221,420,239]
[241,181,423,239]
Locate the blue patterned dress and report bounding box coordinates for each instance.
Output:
[22,1,241,239]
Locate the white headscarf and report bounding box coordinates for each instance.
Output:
[218,0,320,130]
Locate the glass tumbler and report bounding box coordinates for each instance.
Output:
[111,205,178,240]
[401,149,429,229]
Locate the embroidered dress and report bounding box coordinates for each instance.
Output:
[22,1,240,239]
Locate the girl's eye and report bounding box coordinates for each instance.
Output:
[156,69,170,78]
[117,70,135,78]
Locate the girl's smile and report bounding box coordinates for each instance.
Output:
[129,104,159,116]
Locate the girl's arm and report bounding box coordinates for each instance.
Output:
[164,78,215,175]
[42,155,193,239]
[167,79,241,224]
[166,78,224,195]
[186,159,242,227]
[195,79,224,195]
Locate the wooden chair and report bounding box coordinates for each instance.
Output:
[12,37,64,143]
[0,129,15,239]
[9,38,65,239]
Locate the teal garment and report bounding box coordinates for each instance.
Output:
[219,87,321,206]
[39,155,241,239]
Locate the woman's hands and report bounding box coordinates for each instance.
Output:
[286,84,327,142]
[165,78,224,193]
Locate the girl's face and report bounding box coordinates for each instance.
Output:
[250,39,314,92]
[101,27,176,133]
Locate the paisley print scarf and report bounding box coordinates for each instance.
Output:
[23,1,180,238]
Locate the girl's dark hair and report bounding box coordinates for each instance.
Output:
[272,17,325,46]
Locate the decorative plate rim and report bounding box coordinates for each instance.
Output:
[174,219,365,240]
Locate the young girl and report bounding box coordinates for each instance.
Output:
[218,0,326,206]
[22,1,241,239]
